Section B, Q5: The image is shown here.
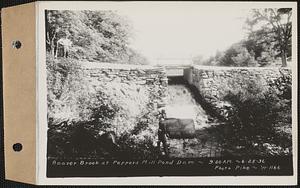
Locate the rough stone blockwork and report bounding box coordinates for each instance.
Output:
[81,62,168,133]
[82,63,168,104]
[186,66,292,120]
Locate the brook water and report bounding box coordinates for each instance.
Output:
[165,77,223,158]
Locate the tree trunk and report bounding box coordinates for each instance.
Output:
[64,46,67,58]
[51,45,55,57]
[55,41,58,58]
[281,51,287,67]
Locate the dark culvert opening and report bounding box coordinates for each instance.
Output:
[167,76,186,85]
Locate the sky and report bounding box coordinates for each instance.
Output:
[116,3,251,65]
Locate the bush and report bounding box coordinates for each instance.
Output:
[219,43,257,67]
[116,112,159,159]
[118,132,158,159]
[269,72,292,100]
[221,77,292,156]
[47,56,122,157]
[47,57,158,158]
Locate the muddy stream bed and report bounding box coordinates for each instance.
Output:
[165,83,224,158]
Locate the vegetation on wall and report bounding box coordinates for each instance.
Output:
[47,54,162,158]
[218,74,292,156]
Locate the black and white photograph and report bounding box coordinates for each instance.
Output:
[45,2,295,178]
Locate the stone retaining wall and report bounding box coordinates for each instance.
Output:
[185,66,292,119]
[81,62,168,134]
[82,62,168,107]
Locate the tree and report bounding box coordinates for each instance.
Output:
[46,10,85,58]
[45,10,135,62]
[219,42,257,67]
[83,10,132,61]
[244,29,279,66]
[45,10,65,57]
[246,8,292,67]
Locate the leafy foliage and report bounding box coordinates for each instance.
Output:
[118,133,158,159]
[245,8,292,67]
[219,42,257,67]
[220,76,292,156]
[46,10,149,64]
[269,72,292,100]
[193,8,292,67]
[47,55,159,158]
[47,55,120,157]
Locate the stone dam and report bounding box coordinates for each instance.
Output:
[80,62,291,157]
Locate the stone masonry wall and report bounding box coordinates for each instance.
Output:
[82,62,168,106]
[186,65,292,119]
[47,60,169,157]
[81,62,168,135]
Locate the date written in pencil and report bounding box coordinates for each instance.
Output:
[208,159,265,165]
[208,159,280,171]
